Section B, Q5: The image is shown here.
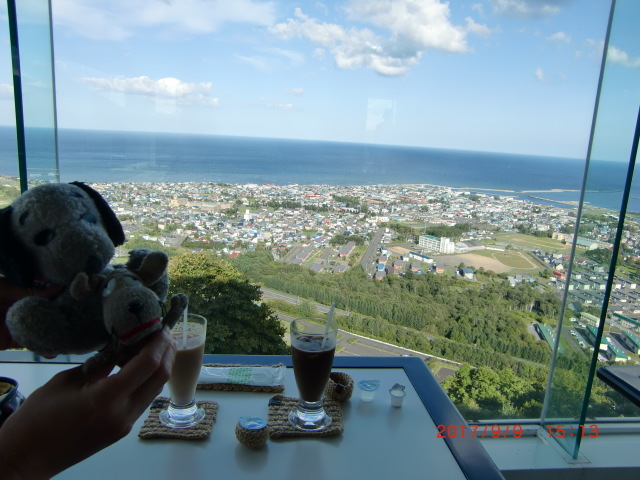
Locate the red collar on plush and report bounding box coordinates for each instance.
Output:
[119,317,161,343]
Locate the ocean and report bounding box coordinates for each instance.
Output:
[0,127,637,212]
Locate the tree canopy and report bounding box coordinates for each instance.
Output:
[233,251,558,369]
[168,251,288,355]
[442,365,546,419]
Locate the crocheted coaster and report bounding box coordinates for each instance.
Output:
[267,395,344,439]
[138,397,218,440]
[197,364,285,393]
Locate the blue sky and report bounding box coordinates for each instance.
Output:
[2,0,638,160]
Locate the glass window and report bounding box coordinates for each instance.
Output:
[0,0,58,190]
[5,2,640,442]
[543,0,640,458]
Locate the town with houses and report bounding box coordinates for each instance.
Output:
[94,181,640,363]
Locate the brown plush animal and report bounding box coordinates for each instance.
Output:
[72,250,188,371]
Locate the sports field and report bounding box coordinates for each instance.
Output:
[436,249,542,274]
[493,233,572,254]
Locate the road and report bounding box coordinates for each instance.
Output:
[561,324,586,355]
[262,287,461,366]
[359,227,385,274]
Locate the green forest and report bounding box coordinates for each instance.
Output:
[229,250,640,419]
[232,250,558,366]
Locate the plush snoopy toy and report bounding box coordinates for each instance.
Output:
[0,182,185,361]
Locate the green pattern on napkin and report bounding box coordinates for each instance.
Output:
[227,367,253,384]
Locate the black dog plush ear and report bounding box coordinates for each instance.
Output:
[0,206,38,286]
[70,181,125,247]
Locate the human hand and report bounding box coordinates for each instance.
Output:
[0,276,62,350]
[0,327,175,479]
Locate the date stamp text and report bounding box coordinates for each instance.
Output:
[436,424,600,439]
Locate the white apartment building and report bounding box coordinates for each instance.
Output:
[418,234,455,254]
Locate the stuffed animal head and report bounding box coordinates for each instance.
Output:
[101,251,170,345]
[101,270,166,345]
[72,250,188,371]
[0,182,124,286]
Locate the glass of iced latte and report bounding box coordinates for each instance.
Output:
[288,318,338,431]
[159,313,207,429]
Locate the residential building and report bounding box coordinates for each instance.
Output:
[418,234,455,253]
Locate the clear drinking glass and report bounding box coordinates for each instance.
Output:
[288,318,338,431]
[159,314,207,429]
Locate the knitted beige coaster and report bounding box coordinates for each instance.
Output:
[138,397,218,440]
[267,395,344,439]
[197,364,285,393]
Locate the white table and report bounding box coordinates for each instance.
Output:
[1,355,503,480]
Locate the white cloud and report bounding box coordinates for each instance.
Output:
[236,55,274,72]
[263,47,306,66]
[52,0,130,40]
[471,3,486,16]
[290,88,305,96]
[313,48,326,59]
[534,67,546,82]
[82,76,219,106]
[345,0,468,52]
[0,84,14,98]
[465,17,494,38]
[236,47,304,72]
[263,101,294,111]
[607,45,640,68]
[547,31,571,44]
[52,0,277,41]
[270,1,476,76]
[583,38,605,59]
[489,0,565,18]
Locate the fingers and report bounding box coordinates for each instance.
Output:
[47,363,113,389]
[100,328,175,398]
[126,342,176,417]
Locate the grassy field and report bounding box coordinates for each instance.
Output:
[475,250,539,269]
[440,248,543,274]
[493,233,572,254]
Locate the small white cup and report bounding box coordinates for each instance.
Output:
[389,387,406,407]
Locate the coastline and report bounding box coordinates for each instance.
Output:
[528,195,580,207]
[0,174,625,212]
[418,185,616,196]
[417,183,582,195]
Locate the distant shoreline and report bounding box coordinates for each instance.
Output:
[0,174,601,195]
[0,175,613,196]
[413,184,583,195]
[528,195,580,206]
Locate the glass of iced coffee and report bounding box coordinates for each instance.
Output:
[288,317,338,431]
[159,313,207,429]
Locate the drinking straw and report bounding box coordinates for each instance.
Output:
[182,305,188,349]
[321,302,335,349]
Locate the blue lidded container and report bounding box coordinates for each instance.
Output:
[239,416,267,430]
[357,379,381,402]
[235,416,268,448]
